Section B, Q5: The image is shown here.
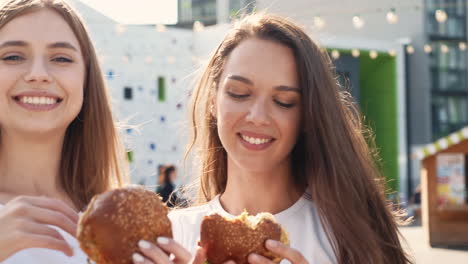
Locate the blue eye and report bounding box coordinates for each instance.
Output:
[53,57,73,63]
[2,55,24,61]
[226,91,249,99]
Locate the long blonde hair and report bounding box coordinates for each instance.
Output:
[0,0,128,210]
[187,13,412,264]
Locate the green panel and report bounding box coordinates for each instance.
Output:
[358,51,399,192]
[158,77,166,102]
[126,150,134,163]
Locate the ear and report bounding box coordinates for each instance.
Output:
[209,98,217,118]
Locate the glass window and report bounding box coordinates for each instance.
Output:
[124,86,133,100]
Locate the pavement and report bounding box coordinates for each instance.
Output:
[399,225,468,263]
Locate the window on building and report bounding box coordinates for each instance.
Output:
[426,0,468,140]
[124,86,133,100]
[158,77,166,102]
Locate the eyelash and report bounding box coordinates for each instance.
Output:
[53,56,73,63]
[1,56,73,63]
[226,91,295,108]
[2,55,24,61]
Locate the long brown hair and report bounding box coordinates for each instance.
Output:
[187,13,412,264]
[0,0,128,210]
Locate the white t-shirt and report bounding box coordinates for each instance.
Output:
[0,204,88,264]
[169,194,337,264]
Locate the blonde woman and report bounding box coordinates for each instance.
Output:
[0,0,127,263]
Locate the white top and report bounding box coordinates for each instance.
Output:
[169,194,337,264]
[0,204,88,264]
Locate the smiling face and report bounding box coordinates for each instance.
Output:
[215,38,302,173]
[0,8,85,137]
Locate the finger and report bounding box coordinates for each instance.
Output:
[20,220,66,242]
[223,261,236,264]
[138,240,171,264]
[22,196,79,222]
[156,237,191,264]
[29,206,78,238]
[132,252,154,264]
[248,253,273,264]
[191,246,207,264]
[21,232,74,257]
[265,240,307,264]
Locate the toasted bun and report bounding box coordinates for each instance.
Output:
[77,186,172,264]
[199,211,289,264]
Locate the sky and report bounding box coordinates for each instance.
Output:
[79,0,178,24]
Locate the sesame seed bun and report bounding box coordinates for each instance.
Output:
[77,186,172,264]
[199,211,289,264]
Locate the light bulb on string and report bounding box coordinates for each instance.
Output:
[352,15,365,29]
[193,21,205,32]
[459,42,466,51]
[406,45,415,54]
[386,8,399,24]
[351,49,360,58]
[440,44,449,53]
[435,9,448,23]
[424,44,433,53]
[369,50,378,59]
[388,49,396,57]
[313,16,325,29]
[115,24,126,35]
[331,50,340,60]
[155,24,166,32]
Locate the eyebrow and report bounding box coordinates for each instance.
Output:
[227,74,301,93]
[47,42,78,51]
[0,40,27,49]
[0,40,78,51]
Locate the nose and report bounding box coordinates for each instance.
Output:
[23,58,52,83]
[245,98,271,126]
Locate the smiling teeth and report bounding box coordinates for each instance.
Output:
[241,134,272,145]
[20,96,57,105]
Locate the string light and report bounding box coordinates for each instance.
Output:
[369,50,378,59]
[435,9,448,23]
[352,15,365,29]
[313,16,326,29]
[351,49,360,58]
[155,24,166,32]
[386,8,399,24]
[145,56,153,64]
[331,50,340,60]
[459,42,466,51]
[193,21,205,32]
[389,49,396,56]
[424,44,433,53]
[115,24,126,35]
[440,44,449,53]
[406,45,415,54]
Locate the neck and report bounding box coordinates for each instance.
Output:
[220,157,303,216]
[0,129,67,202]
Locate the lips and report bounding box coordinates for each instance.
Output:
[238,131,275,151]
[12,92,63,111]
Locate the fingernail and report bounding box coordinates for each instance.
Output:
[266,239,279,248]
[226,260,236,264]
[157,237,170,245]
[132,252,144,263]
[138,240,151,249]
[249,253,260,262]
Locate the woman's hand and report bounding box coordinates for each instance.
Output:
[248,240,309,264]
[0,196,79,261]
[132,237,192,264]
